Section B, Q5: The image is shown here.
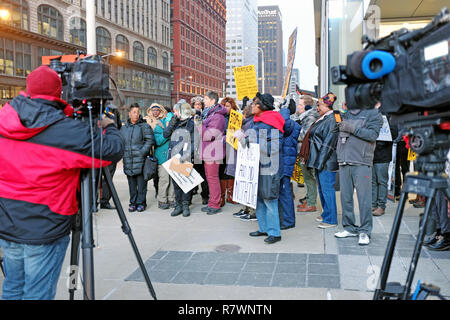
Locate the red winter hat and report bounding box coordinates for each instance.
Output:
[26,66,62,98]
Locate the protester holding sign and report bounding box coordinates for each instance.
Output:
[245,93,285,244]
[163,101,196,217]
[221,97,240,206]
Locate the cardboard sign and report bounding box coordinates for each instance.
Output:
[233,65,258,101]
[233,143,260,209]
[226,110,243,150]
[162,157,204,194]
[377,115,393,141]
[387,143,397,202]
[169,157,194,177]
[282,28,298,98]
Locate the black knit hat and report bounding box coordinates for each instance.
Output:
[255,92,274,111]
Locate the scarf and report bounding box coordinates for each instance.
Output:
[253,111,285,133]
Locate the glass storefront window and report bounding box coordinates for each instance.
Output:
[327,0,364,108]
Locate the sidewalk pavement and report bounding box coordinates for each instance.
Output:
[1,162,449,300]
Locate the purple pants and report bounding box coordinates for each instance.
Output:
[205,162,221,209]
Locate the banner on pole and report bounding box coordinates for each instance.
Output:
[226,110,243,150]
[282,28,298,98]
[233,143,260,209]
[233,65,258,101]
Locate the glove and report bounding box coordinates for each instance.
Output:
[339,121,356,134]
[242,96,249,110]
[233,129,245,141]
[288,99,297,115]
[169,115,180,127]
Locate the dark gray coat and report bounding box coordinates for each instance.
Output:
[337,109,383,166]
[120,117,155,176]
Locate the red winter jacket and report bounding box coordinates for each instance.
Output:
[0,93,124,245]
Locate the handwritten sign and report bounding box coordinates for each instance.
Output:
[226,110,243,150]
[377,115,392,141]
[162,156,204,194]
[233,143,260,209]
[407,148,417,161]
[234,65,258,101]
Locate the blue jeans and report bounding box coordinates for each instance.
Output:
[256,198,281,237]
[279,176,295,227]
[0,235,70,300]
[316,170,338,225]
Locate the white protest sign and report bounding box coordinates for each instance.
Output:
[377,115,392,141]
[162,156,204,194]
[233,143,260,209]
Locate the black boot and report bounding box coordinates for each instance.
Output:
[182,202,191,217]
[171,205,183,217]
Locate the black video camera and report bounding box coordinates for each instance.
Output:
[50,54,113,117]
[332,7,450,115]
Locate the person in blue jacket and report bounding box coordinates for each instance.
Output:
[279,99,302,230]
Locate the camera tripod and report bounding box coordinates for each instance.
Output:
[68,166,157,300]
[374,116,450,300]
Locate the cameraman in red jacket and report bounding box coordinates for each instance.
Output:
[0,66,124,300]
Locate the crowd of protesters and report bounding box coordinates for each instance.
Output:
[113,90,450,249]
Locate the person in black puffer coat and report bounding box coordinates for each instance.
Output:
[120,103,155,212]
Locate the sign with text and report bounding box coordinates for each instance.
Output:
[233,65,258,101]
[377,115,393,141]
[162,156,204,194]
[282,28,298,98]
[233,143,260,209]
[226,110,243,150]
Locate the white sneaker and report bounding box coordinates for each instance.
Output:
[359,233,370,245]
[334,230,358,238]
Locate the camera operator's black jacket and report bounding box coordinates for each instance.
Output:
[306,112,339,172]
[120,117,155,176]
[0,93,124,245]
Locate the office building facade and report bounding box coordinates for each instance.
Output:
[225,0,258,100]
[171,0,227,104]
[0,0,172,114]
[258,5,283,96]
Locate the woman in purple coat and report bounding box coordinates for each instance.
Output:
[200,91,227,215]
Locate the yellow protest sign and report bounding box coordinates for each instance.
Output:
[233,65,258,101]
[407,148,417,161]
[291,157,304,184]
[226,110,243,150]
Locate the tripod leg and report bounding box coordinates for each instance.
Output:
[102,167,158,300]
[374,189,409,300]
[81,171,96,300]
[69,213,82,300]
[402,190,436,300]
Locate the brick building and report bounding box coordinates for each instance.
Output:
[170,0,226,104]
[0,0,172,116]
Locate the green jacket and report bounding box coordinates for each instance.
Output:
[153,112,174,164]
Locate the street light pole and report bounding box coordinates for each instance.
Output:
[245,47,265,93]
[86,0,96,55]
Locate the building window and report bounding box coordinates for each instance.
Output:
[162,52,169,71]
[0,0,29,30]
[96,27,111,53]
[133,41,144,64]
[147,47,157,67]
[69,17,86,47]
[37,5,64,40]
[116,34,129,59]
[14,42,32,77]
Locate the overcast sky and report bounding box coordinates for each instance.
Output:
[257,0,318,91]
